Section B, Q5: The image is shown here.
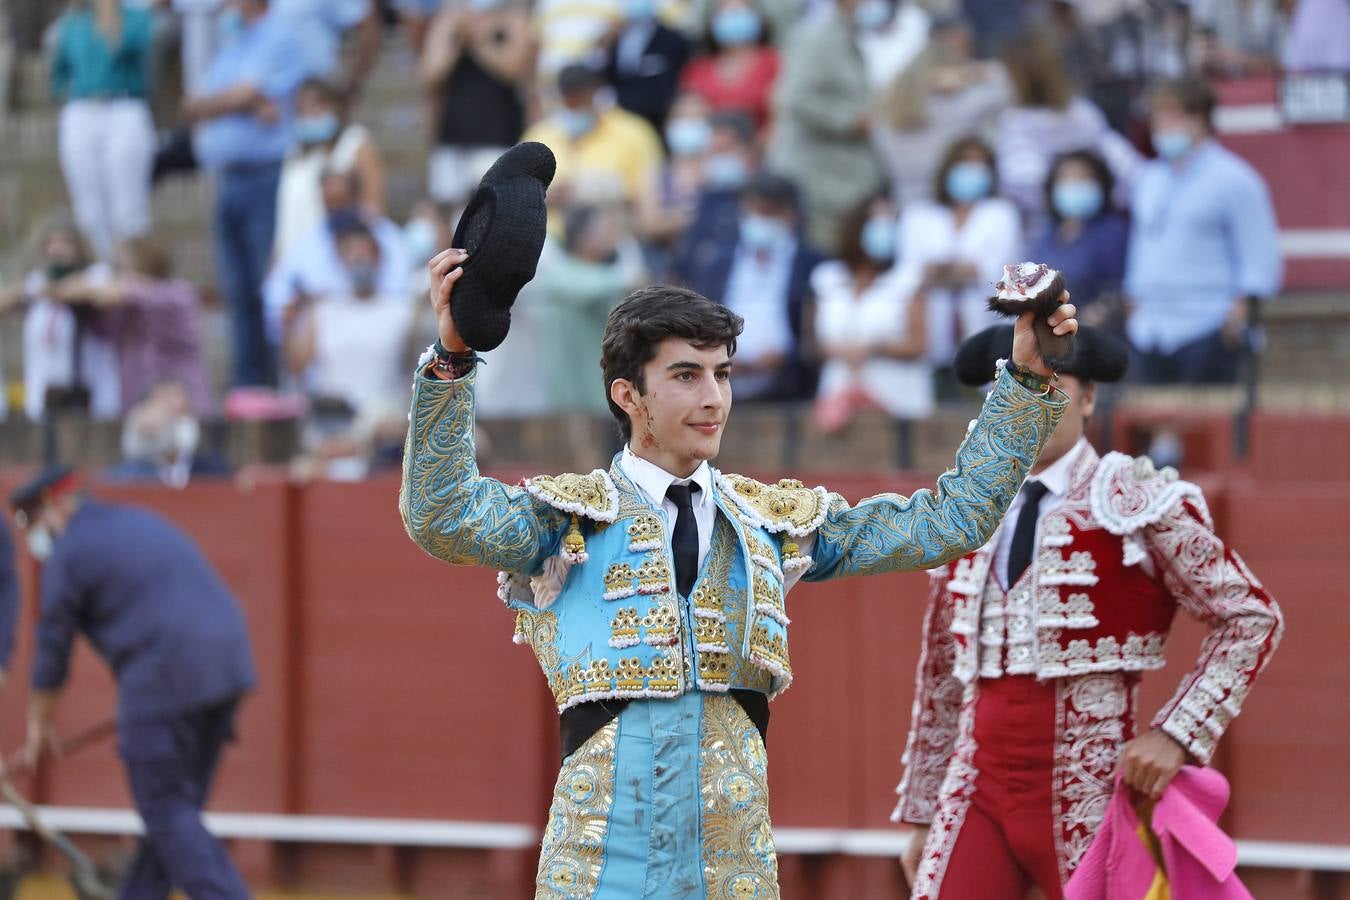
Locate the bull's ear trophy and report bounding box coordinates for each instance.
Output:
[987,262,1076,371]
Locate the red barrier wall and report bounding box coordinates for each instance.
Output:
[1,466,1348,896]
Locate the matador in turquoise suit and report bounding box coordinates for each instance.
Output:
[401,248,1078,899]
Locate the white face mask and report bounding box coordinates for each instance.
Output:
[173,416,201,460]
[26,524,54,561]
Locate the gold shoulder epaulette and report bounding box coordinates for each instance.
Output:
[717,473,829,538]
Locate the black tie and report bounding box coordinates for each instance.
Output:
[1006,480,1050,587]
[666,482,701,598]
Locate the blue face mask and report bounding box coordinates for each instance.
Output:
[666,118,712,157]
[1153,129,1194,160]
[704,152,748,188]
[1051,180,1104,221]
[327,207,362,234]
[854,0,892,31]
[219,8,243,38]
[945,161,993,204]
[860,214,898,263]
[712,7,762,46]
[740,213,789,250]
[348,263,379,295]
[296,113,340,145]
[403,218,439,263]
[557,107,597,139]
[624,0,657,19]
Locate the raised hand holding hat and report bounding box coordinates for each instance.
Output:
[432,142,557,353]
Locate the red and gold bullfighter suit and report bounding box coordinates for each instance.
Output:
[893,440,1284,899]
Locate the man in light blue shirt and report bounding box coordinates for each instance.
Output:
[185,0,312,386]
[1123,76,1282,384]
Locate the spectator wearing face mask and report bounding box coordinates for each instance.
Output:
[57,237,215,418]
[1027,150,1129,327]
[894,136,1020,386]
[636,93,714,278]
[767,0,887,253]
[994,33,1141,229]
[109,381,227,488]
[812,193,931,434]
[50,0,157,263]
[419,0,532,211]
[523,64,664,211]
[680,0,779,131]
[274,78,385,259]
[1124,77,1280,385]
[7,220,122,421]
[873,15,1011,206]
[680,172,824,401]
[597,0,691,134]
[671,110,760,283]
[263,169,411,349]
[284,223,420,470]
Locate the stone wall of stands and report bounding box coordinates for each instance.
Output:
[0,444,1346,897]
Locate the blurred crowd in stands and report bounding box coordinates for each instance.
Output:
[0,0,1345,484]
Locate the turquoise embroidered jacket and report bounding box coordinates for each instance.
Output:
[401,364,1066,712]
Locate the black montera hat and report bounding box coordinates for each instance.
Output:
[954,324,1129,386]
[449,142,557,352]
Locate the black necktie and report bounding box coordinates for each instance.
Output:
[1006,480,1050,587]
[666,482,701,598]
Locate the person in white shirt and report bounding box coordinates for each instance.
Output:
[812,193,932,434]
[895,136,1020,393]
[284,222,418,477]
[9,222,122,421]
[264,169,411,346]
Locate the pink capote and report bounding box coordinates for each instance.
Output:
[1066,766,1252,900]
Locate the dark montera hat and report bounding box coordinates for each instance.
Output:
[9,465,78,521]
[954,324,1129,386]
[449,142,557,352]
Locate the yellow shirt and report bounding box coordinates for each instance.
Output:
[524,107,664,213]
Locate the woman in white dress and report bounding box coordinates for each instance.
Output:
[812,194,932,434]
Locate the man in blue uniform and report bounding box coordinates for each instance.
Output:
[10,467,256,900]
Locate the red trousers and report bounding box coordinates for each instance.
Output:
[915,675,1138,900]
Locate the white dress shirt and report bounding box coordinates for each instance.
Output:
[991,437,1088,588]
[619,445,717,571]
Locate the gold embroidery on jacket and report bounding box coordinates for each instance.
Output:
[700,695,780,898]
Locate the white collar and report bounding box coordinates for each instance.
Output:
[619,445,714,510]
[1029,437,1089,498]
